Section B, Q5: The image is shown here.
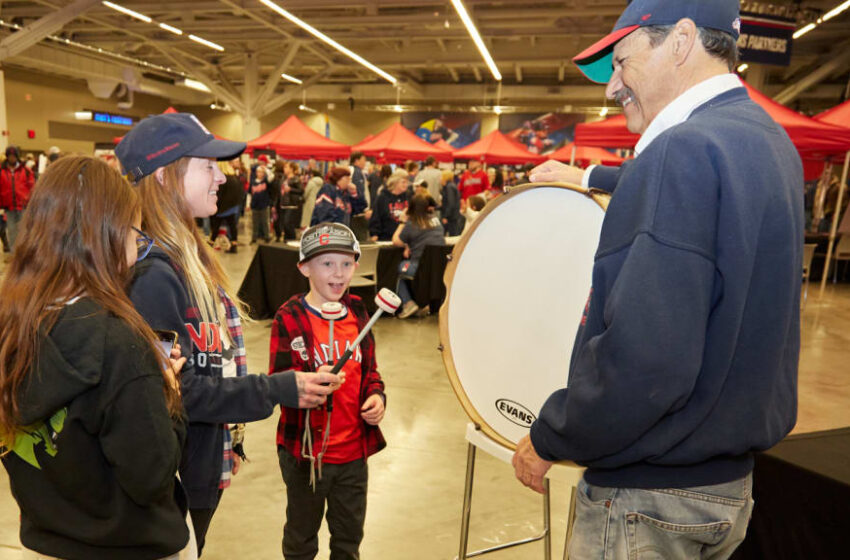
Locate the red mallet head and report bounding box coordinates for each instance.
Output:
[375,288,401,314]
[320,302,345,321]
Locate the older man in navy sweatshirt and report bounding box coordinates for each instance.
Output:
[514,1,803,558]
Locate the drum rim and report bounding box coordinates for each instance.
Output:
[438,182,609,450]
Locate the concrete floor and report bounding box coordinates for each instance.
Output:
[1,240,849,559]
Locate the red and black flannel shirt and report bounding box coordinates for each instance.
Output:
[269,293,386,462]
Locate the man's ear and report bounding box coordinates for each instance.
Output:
[671,18,698,66]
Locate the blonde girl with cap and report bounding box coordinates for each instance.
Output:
[116,113,342,555]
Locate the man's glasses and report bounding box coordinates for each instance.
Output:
[133,226,154,261]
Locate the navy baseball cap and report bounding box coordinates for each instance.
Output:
[573,0,741,84]
[116,113,246,183]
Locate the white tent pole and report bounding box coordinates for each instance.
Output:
[570,145,576,166]
[820,150,850,294]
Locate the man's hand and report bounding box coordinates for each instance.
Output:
[231,455,241,476]
[528,160,586,186]
[295,365,345,409]
[360,394,385,425]
[512,435,553,494]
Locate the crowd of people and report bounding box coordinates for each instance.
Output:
[0,106,544,559]
[0,1,834,557]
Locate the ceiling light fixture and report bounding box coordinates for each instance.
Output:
[158,22,183,35]
[450,0,501,81]
[793,22,816,39]
[182,78,212,93]
[791,0,850,40]
[737,63,749,73]
[281,73,303,85]
[258,0,396,84]
[188,34,225,52]
[101,1,151,23]
[824,0,850,21]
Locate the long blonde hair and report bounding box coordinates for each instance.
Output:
[0,156,183,448]
[136,157,244,326]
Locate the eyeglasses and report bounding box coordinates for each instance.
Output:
[133,226,154,261]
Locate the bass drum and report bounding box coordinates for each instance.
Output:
[439,183,608,449]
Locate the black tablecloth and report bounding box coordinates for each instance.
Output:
[238,244,404,318]
[731,427,850,560]
[411,244,453,311]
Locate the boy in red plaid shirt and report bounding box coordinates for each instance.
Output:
[269,222,386,560]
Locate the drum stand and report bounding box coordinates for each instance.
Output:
[456,423,583,560]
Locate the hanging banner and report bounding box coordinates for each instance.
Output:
[402,112,482,149]
[499,113,585,156]
[738,12,796,66]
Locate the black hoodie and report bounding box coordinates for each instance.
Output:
[1,298,188,560]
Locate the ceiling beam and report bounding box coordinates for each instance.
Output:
[218,0,335,66]
[515,64,523,83]
[155,46,245,112]
[472,66,482,82]
[7,41,208,105]
[773,40,850,105]
[260,67,337,118]
[0,0,101,60]
[447,66,459,82]
[251,41,302,115]
[31,0,212,69]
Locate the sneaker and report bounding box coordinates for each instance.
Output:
[415,306,431,318]
[397,300,419,319]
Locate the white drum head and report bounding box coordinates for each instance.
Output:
[440,184,607,449]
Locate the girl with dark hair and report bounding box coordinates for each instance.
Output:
[392,192,445,318]
[0,156,190,559]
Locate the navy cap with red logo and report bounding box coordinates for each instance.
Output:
[115,112,246,183]
[299,222,361,263]
[573,0,741,84]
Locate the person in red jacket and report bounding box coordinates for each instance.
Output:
[457,158,490,200]
[0,146,35,249]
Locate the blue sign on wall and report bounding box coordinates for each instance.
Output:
[738,13,796,67]
[93,112,134,126]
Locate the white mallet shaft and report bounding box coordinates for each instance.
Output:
[320,302,344,365]
[329,289,400,375]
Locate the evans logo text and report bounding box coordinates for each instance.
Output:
[495,399,536,428]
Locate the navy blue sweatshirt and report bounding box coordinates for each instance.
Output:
[131,248,299,508]
[530,88,803,489]
[310,182,367,226]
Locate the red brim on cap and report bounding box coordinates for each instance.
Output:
[572,24,640,84]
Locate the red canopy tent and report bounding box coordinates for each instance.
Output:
[813,99,850,292]
[247,115,350,161]
[815,99,850,128]
[452,130,546,165]
[548,142,625,167]
[574,83,850,157]
[574,114,640,149]
[433,138,455,154]
[353,122,452,163]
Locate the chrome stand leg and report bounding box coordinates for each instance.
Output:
[543,478,551,560]
[563,484,578,560]
[457,442,477,560]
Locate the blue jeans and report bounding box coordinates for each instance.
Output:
[396,259,419,304]
[569,474,753,560]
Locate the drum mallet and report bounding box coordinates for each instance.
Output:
[320,302,345,411]
[329,288,400,377]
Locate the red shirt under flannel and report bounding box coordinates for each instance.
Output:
[269,293,386,462]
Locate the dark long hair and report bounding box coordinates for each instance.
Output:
[406,192,438,229]
[0,156,182,450]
